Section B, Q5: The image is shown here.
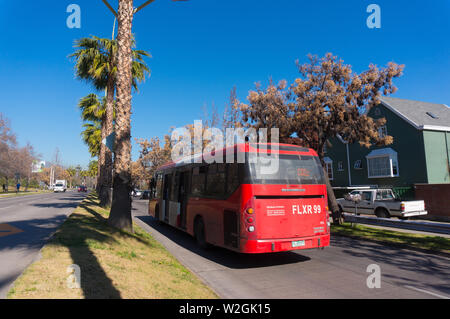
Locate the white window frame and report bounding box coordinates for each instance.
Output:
[366,148,399,178]
[337,161,344,171]
[323,157,333,180]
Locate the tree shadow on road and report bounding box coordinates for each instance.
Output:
[2,200,127,298]
[134,214,311,269]
[330,235,450,296]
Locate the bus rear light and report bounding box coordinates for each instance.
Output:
[401,203,405,211]
[246,208,254,214]
[247,217,254,223]
[248,226,255,232]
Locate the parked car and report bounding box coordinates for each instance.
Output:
[78,185,87,192]
[131,189,142,197]
[337,188,427,220]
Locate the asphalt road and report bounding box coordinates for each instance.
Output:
[132,199,450,299]
[0,190,87,298]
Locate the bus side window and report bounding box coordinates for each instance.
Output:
[191,166,206,196]
[154,174,162,199]
[163,173,172,200]
[205,164,226,197]
[226,163,240,195]
[170,172,180,202]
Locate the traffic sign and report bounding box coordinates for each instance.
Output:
[102,132,116,152]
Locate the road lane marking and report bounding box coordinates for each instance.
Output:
[404,285,449,299]
[0,223,24,237]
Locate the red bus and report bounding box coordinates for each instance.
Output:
[148,143,330,253]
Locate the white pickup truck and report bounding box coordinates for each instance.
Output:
[337,189,427,220]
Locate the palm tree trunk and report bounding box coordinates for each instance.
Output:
[97,117,107,196]
[108,0,134,232]
[96,157,101,190]
[100,77,115,207]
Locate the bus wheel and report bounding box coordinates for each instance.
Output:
[194,217,209,249]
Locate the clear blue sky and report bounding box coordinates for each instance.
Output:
[0,0,449,168]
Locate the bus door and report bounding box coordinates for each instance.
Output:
[163,173,171,223]
[178,171,189,229]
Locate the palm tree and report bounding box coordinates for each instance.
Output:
[70,36,150,207]
[78,94,106,193]
[100,0,186,231]
[108,0,135,232]
[81,121,102,158]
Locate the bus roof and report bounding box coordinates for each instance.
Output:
[156,143,318,172]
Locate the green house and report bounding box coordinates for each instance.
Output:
[324,97,450,191]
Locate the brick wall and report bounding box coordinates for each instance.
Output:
[414,183,450,221]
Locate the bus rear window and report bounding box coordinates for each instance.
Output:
[246,154,326,185]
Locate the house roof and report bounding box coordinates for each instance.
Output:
[380,97,450,131]
[366,147,397,158]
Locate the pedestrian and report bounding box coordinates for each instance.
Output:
[2,183,6,192]
[16,183,20,193]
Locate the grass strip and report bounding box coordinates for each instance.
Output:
[0,190,52,198]
[8,193,218,299]
[331,223,450,255]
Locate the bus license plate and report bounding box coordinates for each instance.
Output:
[292,240,305,248]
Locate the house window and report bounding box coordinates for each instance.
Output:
[338,161,344,171]
[366,148,399,178]
[354,160,362,169]
[368,156,391,177]
[323,144,327,154]
[323,157,333,180]
[378,125,387,138]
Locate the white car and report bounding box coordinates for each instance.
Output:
[54,183,66,193]
[132,189,142,197]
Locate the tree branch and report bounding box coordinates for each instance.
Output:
[134,0,157,14]
[101,0,118,17]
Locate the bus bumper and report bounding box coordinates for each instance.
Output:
[240,234,330,254]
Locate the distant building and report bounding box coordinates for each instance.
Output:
[324,97,450,189]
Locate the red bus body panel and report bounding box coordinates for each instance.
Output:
[238,184,330,253]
